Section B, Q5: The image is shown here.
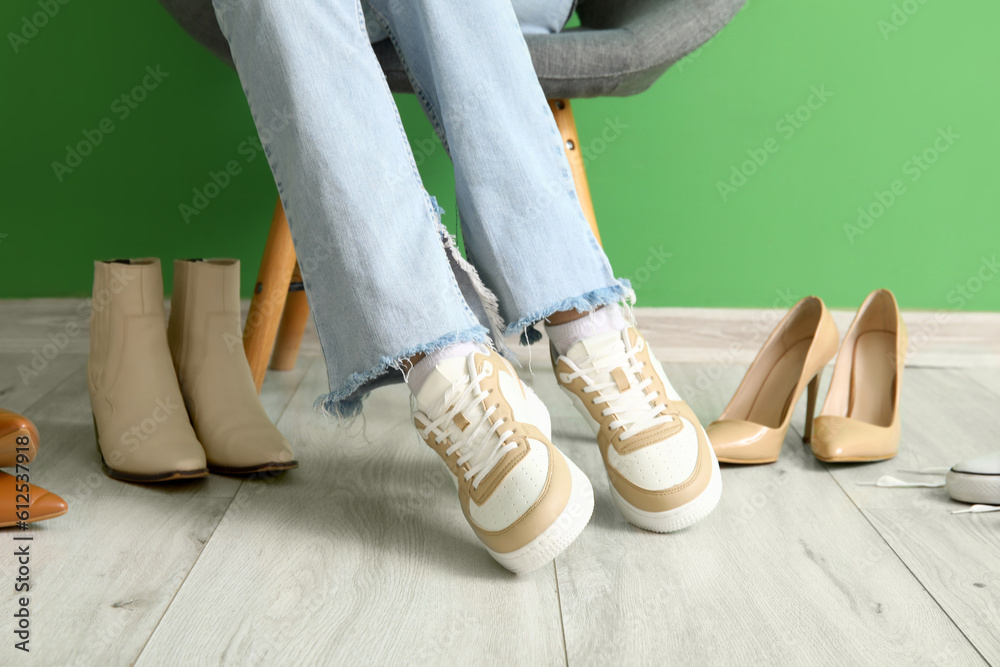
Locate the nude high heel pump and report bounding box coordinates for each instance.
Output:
[811,289,907,462]
[706,296,839,464]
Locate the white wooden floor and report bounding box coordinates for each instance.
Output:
[1,300,998,666]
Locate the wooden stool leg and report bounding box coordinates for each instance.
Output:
[244,198,297,393]
[270,263,310,371]
[548,99,601,245]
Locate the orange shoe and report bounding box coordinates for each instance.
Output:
[0,409,40,466]
[0,472,68,528]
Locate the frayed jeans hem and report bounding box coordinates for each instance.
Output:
[314,325,490,419]
[503,280,634,345]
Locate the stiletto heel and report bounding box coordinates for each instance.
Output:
[803,372,822,443]
[706,297,840,464]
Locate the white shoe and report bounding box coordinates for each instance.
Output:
[552,326,721,532]
[412,347,594,573]
[947,452,1000,505]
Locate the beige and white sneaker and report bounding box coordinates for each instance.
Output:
[412,348,594,573]
[552,327,721,533]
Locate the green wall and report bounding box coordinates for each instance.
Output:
[2,0,998,310]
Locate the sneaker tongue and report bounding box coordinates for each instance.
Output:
[566,329,654,426]
[414,356,471,414]
[565,329,626,366]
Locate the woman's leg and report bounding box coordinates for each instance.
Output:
[363,0,721,534]
[509,0,578,35]
[363,0,575,42]
[215,0,599,573]
[363,0,631,343]
[212,0,487,417]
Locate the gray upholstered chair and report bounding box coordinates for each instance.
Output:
[157,0,746,390]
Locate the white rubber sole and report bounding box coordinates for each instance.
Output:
[486,457,595,574]
[947,470,1000,505]
[558,384,723,533]
[608,450,723,533]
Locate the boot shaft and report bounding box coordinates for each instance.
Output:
[165,259,295,471]
[89,258,166,388]
[86,258,208,479]
[167,259,244,380]
[168,258,242,321]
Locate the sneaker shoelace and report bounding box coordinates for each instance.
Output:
[563,333,676,441]
[416,355,518,489]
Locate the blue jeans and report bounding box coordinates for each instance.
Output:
[213,0,630,417]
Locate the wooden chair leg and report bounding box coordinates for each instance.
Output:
[548,99,601,245]
[244,198,297,393]
[270,263,310,371]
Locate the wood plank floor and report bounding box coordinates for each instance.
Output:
[0,300,997,666]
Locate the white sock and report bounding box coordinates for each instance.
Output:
[405,341,485,395]
[545,305,626,356]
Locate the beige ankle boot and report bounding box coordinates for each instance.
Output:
[88,259,208,482]
[167,259,297,475]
